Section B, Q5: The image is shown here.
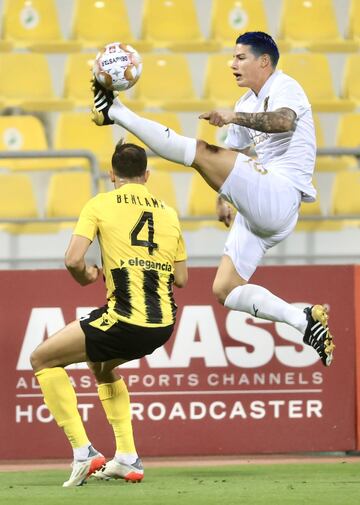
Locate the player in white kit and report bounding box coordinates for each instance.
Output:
[91,31,335,367]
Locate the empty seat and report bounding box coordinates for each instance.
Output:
[330,171,360,228]
[2,0,81,52]
[71,0,152,52]
[278,0,358,52]
[342,54,360,105]
[203,54,248,109]
[336,114,360,164]
[296,182,341,232]
[45,172,94,220]
[125,112,190,172]
[348,0,360,42]
[141,0,219,52]
[313,115,351,172]
[279,54,355,112]
[53,112,115,171]
[196,119,229,148]
[145,170,179,213]
[0,115,67,171]
[0,53,73,111]
[133,54,211,111]
[183,172,225,230]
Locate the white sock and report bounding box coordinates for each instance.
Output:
[109,100,197,166]
[224,284,307,333]
[73,443,93,461]
[115,452,138,465]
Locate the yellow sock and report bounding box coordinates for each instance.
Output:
[35,367,90,449]
[98,378,136,454]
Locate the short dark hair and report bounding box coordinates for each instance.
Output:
[236,31,279,67]
[111,142,147,178]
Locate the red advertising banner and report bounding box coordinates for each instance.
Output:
[0,266,356,459]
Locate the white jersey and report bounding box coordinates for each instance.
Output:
[224,70,316,202]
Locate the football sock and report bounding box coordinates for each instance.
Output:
[35,367,90,449]
[109,100,197,166]
[98,378,137,455]
[224,284,307,333]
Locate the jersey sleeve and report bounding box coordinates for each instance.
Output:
[270,79,311,116]
[73,197,98,241]
[175,233,187,262]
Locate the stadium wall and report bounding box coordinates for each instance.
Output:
[0,265,358,459]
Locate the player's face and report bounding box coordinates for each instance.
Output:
[231,44,265,91]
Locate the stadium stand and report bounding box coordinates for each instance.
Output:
[0,53,73,111]
[313,115,352,172]
[145,169,179,213]
[331,171,360,228]
[53,112,115,172]
[342,53,360,105]
[141,0,219,52]
[0,115,68,171]
[278,0,358,52]
[71,0,152,52]
[2,0,81,52]
[132,53,212,110]
[334,113,360,170]
[348,0,360,42]
[279,53,356,112]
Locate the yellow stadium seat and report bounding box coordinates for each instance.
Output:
[342,54,360,105]
[0,53,73,111]
[0,115,69,171]
[296,182,341,232]
[53,112,115,172]
[145,170,179,213]
[196,119,229,148]
[0,173,56,233]
[333,114,360,170]
[141,0,219,52]
[278,0,358,52]
[133,54,211,111]
[45,171,101,231]
[330,171,360,228]
[183,172,225,230]
[348,0,360,42]
[71,0,152,52]
[279,54,355,113]
[2,0,81,52]
[125,112,190,172]
[313,115,351,172]
[202,54,248,109]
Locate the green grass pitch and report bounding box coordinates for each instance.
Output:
[1,462,360,505]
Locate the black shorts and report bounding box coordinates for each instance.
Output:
[80,306,175,363]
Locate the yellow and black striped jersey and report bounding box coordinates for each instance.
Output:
[73,183,186,327]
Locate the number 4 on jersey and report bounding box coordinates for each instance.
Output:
[130,211,158,255]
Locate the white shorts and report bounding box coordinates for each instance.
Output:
[220,154,301,281]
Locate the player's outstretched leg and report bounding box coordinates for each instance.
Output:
[93,457,144,483]
[303,305,335,367]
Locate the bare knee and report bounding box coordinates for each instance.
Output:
[212,279,231,306]
[30,347,46,373]
[88,361,118,384]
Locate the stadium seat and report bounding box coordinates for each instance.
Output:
[196,119,229,148]
[141,0,219,52]
[296,182,341,232]
[133,54,212,111]
[71,0,152,52]
[278,54,355,112]
[0,53,73,111]
[53,112,116,172]
[202,54,248,109]
[183,172,225,230]
[348,0,360,42]
[145,170,179,213]
[0,115,68,171]
[2,0,81,52]
[0,173,55,233]
[45,172,96,223]
[278,0,358,52]
[342,54,360,105]
[334,114,360,170]
[125,112,190,172]
[313,115,351,172]
[330,171,360,228]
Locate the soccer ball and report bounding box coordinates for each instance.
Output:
[93,42,142,92]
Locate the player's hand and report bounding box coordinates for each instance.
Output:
[199,110,235,127]
[216,197,234,228]
[84,264,101,285]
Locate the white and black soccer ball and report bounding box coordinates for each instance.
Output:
[93,42,142,92]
